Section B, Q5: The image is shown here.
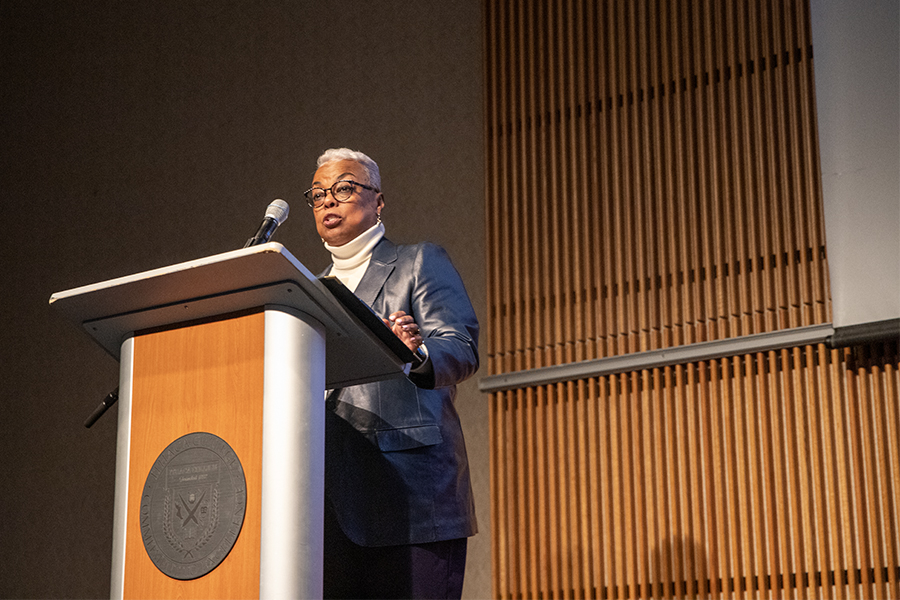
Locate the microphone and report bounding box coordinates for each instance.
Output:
[244,199,290,248]
[84,388,119,428]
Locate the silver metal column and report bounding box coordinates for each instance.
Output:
[260,307,326,599]
[110,336,134,600]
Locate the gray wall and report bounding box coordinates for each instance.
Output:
[0,2,489,598]
[811,0,900,328]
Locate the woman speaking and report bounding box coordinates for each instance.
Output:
[305,148,479,600]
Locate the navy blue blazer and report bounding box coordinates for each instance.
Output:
[323,237,479,547]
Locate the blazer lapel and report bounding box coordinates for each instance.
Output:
[352,237,397,307]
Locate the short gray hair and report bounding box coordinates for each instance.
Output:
[316,148,381,191]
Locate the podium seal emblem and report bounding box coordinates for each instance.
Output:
[139,432,247,580]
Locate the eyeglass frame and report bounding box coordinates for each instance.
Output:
[303,179,379,209]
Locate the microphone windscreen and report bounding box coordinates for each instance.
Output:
[265,199,290,225]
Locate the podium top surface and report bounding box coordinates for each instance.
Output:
[50,242,411,388]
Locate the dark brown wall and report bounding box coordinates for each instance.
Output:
[0,2,488,597]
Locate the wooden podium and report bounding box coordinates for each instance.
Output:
[50,243,413,599]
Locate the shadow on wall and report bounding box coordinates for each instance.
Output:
[650,536,709,597]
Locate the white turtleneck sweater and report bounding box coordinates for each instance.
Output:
[324,221,385,292]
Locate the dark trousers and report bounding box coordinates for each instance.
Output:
[323,503,467,600]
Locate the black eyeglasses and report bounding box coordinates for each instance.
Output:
[304,180,377,209]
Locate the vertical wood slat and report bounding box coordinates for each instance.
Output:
[484,1,898,599]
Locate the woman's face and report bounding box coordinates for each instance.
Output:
[311,159,384,246]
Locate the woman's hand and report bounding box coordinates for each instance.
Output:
[384,311,424,354]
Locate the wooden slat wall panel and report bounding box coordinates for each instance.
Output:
[485,0,830,374]
[484,1,899,598]
[488,346,900,599]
